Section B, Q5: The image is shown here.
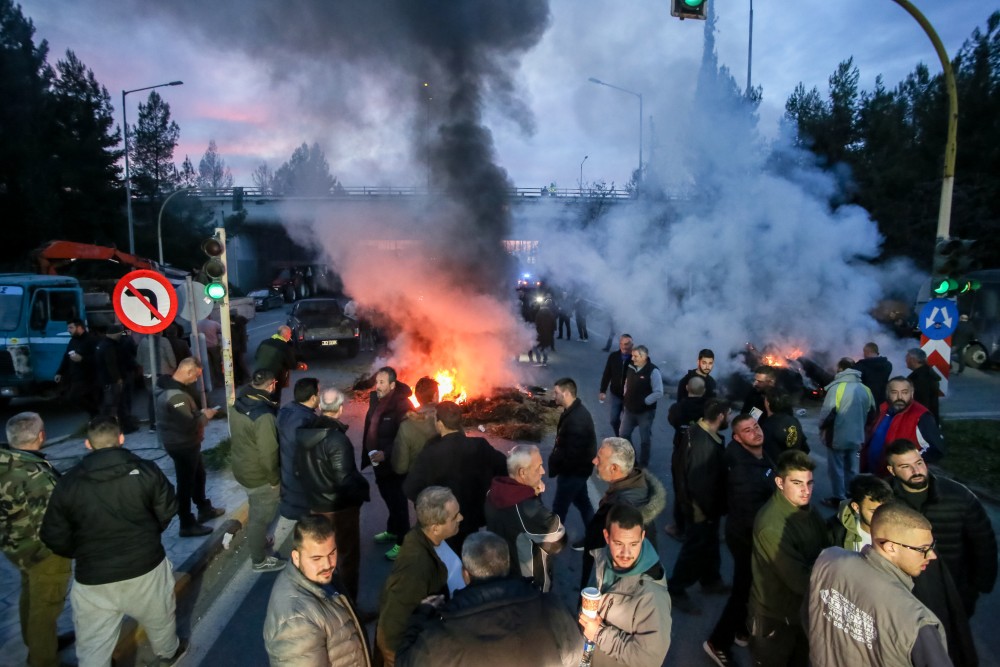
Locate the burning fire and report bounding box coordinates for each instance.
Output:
[760,345,805,368]
[409,368,468,407]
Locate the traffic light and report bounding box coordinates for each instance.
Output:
[201,235,227,301]
[931,237,979,298]
[671,0,707,20]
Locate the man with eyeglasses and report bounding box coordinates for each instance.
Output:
[806,503,950,666]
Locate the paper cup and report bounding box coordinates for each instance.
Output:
[369,450,380,467]
[581,587,601,619]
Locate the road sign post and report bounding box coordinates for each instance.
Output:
[918,297,958,397]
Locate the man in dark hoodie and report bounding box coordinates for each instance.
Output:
[405,401,507,553]
[41,417,186,667]
[154,357,223,537]
[363,367,413,560]
[276,377,321,521]
[296,387,370,602]
[580,437,667,588]
[485,445,566,592]
[229,369,284,573]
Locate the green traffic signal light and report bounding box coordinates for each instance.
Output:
[932,278,958,296]
[683,0,705,5]
[205,282,226,301]
[960,279,982,294]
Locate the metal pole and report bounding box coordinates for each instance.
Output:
[123,91,134,254]
[579,155,588,193]
[747,0,754,93]
[185,276,209,410]
[216,226,236,412]
[638,93,643,179]
[157,187,192,265]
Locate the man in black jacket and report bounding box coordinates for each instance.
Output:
[254,325,300,405]
[669,398,731,615]
[676,348,717,401]
[154,357,223,537]
[666,375,709,539]
[404,401,507,553]
[905,348,940,421]
[230,369,284,573]
[598,333,633,436]
[855,341,892,406]
[886,440,997,617]
[362,367,413,560]
[276,377,320,521]
[54,318,98,417]
[619,345,664,468]
[40,417,186,667]
[550,377,596,533]
[395,531,579,667]
[704,414,776,665]
[297,387,371,601]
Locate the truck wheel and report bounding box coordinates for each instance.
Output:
[346,341,359,358]
[964,343,988,369]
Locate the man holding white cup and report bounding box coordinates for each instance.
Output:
[579,504,672,666]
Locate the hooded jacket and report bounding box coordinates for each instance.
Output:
[590,542,672,667]
[263,559,371,667]
[484,476,566,591]
[154,374,208,449]
[229,385,280,489]
[40,447,177,585]
[295,415,370,513]
[818,368,875,449]
[584,468,667,552]
[827,499,868,552]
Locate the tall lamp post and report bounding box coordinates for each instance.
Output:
[123,80,183,254]
[579,155,589,193]
[588,77,642,180]
[157,186,195,265]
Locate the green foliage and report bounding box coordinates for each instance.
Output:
[203,437,232,471]
[273,142,343,196]
[198,139,234,190]
[129,90,180,200]
[783,12,1000,269]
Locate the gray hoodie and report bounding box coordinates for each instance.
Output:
[818,368,875,449]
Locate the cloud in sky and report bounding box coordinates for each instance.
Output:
[23,0,990,189]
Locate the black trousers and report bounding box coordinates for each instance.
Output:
[749,614,809,667]
[668,515,721,594]
[167,445,208,525]
[709,532,754,649]
[375,472,409,545]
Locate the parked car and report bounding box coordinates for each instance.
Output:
[249,288,285,312]
[286,298,360,357]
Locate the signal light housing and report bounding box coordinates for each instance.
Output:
[671,0,707,20]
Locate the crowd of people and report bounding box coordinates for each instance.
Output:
[0,323,997,667]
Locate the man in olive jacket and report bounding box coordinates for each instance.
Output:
[230,369,284,572]
[263,516,370,667]
[296,387,370,602]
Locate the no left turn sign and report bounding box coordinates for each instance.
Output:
[113,270,179,334]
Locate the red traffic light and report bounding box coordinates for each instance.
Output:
[202,238,224,257]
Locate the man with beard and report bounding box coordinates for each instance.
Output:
[599,334,633,436]
[578,504,672,667]
[362,367,413,560]
[404,401,507,552]
[296,387,371,602]
[862,377,945,478]
[263,516,370,666]
[619,345,664,468]
[906,348,940,422]
[54,318,98,417]
[749,450,829,667]
[549,377,596,536]
[855,341,893,406]
[669,398,731,616]
[703,415,776,666]
[886,440,990,665]
[806,504,950,666]
[761,390,809,460]
[741,365,777,423]
[580,437,667,588]
[677,348,717,400]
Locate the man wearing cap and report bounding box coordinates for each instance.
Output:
[230,368,285,572]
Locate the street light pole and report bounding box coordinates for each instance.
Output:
[157,186,195,265]
[122,80,184,255]
[588,77,643,181]
[579,155,588,193]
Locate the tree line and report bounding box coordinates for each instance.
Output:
[782,11,1000,271]
[0,0,342,270]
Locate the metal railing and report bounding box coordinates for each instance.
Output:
[184,185,637,201]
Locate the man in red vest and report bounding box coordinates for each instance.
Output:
[861,376,944,477]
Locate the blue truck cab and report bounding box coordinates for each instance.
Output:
[0,274,86,405]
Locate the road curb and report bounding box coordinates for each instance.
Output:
[111,502,250,664]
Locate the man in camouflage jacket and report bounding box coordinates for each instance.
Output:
[1,412,71,667]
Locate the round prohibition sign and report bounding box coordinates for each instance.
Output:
[112,270,179,334]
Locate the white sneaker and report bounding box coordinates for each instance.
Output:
[252,556,286,572]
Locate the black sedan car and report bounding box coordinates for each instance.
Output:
[249,288,285,312]
[286,298,360,357]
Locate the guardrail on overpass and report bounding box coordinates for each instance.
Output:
[186,185,637,202]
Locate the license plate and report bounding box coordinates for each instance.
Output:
[321,340,338,346]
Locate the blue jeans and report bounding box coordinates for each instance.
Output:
[607,393,624,436]
[552,474,594,528]
[827,446,860,499]
[620,409,655,467]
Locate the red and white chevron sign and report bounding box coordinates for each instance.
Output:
[920,334,951,397]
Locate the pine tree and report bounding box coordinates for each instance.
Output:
[197,139,233,190]
[129,90,180,200]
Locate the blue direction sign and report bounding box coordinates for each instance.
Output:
[919,298,959,340]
